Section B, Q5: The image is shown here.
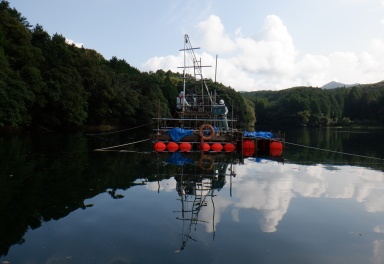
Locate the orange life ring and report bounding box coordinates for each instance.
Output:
[199,124,215,141]
[199,155,214,170]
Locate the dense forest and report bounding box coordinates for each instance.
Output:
[0,1,254,131]
[243,83,384,127]
[1,1,383,131]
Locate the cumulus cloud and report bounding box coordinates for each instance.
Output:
[197,15,236,53]
[234,15,297,76]
[142,14,384,91]
[143,54,183,73]
[65,38,83,48]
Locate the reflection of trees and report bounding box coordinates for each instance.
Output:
[0,133,160,257]
[284,127,384,172]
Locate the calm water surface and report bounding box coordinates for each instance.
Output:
[0,127,384,264]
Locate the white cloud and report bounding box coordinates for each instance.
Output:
[142,14,384,91]
[234,15,297,75]
[295,54,330,86]
[65,38,83,48]
[143,54,183,73]
[197,15,236,53]
[326,52,360,83]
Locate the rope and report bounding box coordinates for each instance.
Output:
[94,150,151,154]
[94,139,150,151]
[86,122,155,136]
[285,141,384,161]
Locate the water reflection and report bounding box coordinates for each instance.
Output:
[234,160,384,232]
[1,129,384,263]
[154,152,384,262]
[148,152,384,263]
[0,132,158,257]
[151,151,239,251]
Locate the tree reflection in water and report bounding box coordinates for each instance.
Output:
[1,128,384,263]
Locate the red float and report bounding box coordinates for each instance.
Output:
[210,143,223,152]
[269,141,283,156]
[270,148,283,157]
[270,141,283,150]
[166,142,179,152]
[154,142,166,152]
[199,143,210,152]
[243,140,255,149]
[179,142,192,152]
[223,143,236,152]
[242,140,255,156]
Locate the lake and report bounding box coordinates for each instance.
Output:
[1,127,384,264]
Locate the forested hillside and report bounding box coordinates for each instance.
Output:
[1,1,383,131]
[0,1,253,131]
[243,83,384,127]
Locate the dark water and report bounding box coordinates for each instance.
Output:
[1,127,384,264]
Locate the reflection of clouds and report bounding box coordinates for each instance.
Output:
[234,160,294,232]
[232,161,384,233]
[356,171,384,213]
[374,225,384,234]
[146,179,176,192]
[144,162,384,236]
[200,196,233,233]
[372,240,384,264]
[322,166,384,213]
[293,166,326,197]
[364,189,384,213]
[231,207,240,222]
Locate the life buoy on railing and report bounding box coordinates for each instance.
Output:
[199,154,214,170]
[199,124,215,141]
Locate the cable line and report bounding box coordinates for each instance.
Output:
[94,139,150,151]
[285,141,384,161]
[86,122,155,136]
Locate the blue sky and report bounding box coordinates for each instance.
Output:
[8,0,384,91]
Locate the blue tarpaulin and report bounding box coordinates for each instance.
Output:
[167,152,192,166]
[167,128,193,142]
[243,131,274,138]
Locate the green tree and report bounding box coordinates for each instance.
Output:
[0,1,38,127]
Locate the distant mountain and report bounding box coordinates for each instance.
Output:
[322,81,360,89]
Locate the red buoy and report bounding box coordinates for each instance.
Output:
[210,143,223,152]
[166,142,179,152]
[154,142,166,152]
[243,140,255,149]
[270,141,283,150]
[223,143,236,152]
[199,143,210,152]
[270,148,282,157]
[179,142,192,152]
[243,140,255,157]
[269,141,283,156]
